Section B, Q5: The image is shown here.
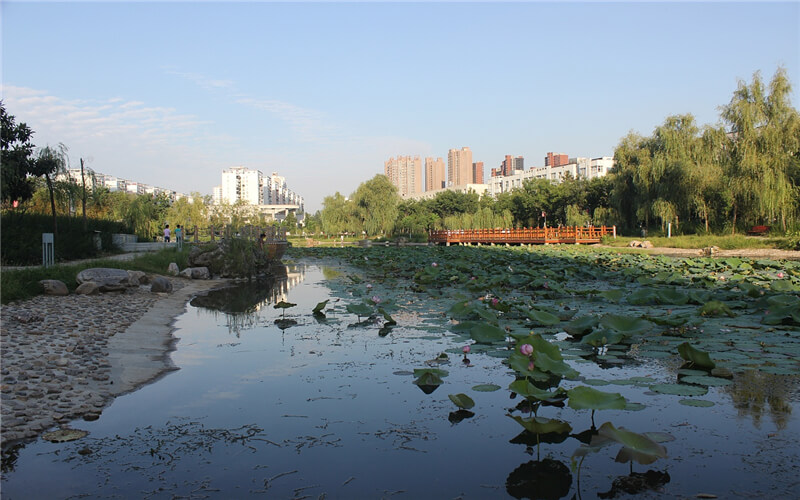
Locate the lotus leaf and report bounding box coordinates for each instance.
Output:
[648,383,708,396]
[564,316,599,337]
[627,289,660,305]
[469,323,507,344]
[472,384,501,392]
[274,300,296,310]
[597,422,668,465]
[680,375,732,386]
[567,386,627,410]
[532,351,579,379]
[448,393,475,410]
[771,280,799,292]
[600,314,651,334]
[526,309,561,326]
[677,342,716,369]
[657,289,689,305]
[581,329,625,347]
[678,399,715,407]
[413,368,448,386]
[312,299,329,316]
[509,379,566,402]
[699,300,736,317]
[509,415,572,435]
[599,289,625,302]
[345,303,373,317]
[378,307,397,326]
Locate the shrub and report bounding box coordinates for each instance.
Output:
[1,213,129,265]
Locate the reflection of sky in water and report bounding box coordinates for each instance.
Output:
[2,262,798,499]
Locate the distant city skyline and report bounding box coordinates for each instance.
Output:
[2,2,797,212]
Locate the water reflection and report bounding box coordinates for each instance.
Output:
[505,459,572,499]
[597,469,671,498]
[189,265,306,336]
[723,370,796,430]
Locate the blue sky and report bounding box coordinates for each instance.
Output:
[2,1,798,212]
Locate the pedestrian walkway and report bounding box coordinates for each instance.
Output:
[2,252,148,272]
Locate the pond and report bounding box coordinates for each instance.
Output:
[2,246,799,499]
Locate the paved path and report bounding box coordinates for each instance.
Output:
[2,252,149,272]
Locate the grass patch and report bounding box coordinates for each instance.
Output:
[602,234,790,250]
[1,247,190,304]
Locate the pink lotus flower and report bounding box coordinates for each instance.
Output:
[371,296,381,303]
[520,344,533,356]
[528,361,535,371]
[366,284,373,289]
[778,272,785,278]
[431,262,438,267]
[462,345,471,354]
[491,298,499,306]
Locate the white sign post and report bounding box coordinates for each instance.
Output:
[42,233,54,268]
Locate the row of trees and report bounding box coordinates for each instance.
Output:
[319,68,799,237]
[316,173,614,237]
[613,68,800,233]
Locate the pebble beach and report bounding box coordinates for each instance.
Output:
[1,277,225,446]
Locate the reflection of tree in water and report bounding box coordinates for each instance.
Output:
[190,265,306,337]
[505,459,572,499]
[723,370,796,430]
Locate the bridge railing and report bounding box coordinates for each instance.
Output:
[428,226,614,245]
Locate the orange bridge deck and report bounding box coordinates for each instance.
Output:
[429,226,615,245]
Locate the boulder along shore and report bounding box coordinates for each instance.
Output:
[1,277,227,446]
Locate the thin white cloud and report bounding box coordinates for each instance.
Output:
[0,84,235,193]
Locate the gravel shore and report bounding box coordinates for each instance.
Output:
[1,277,226,446]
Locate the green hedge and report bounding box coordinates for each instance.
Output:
[1,213,129,265]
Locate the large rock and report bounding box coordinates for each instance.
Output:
[179,267,210,279]
[150,276,173,293]
[40,280,68,296]
[77,268,135,291]
[127,270,148,285]
[167,263,180,276]
[188,240,273,278]
[75,282,101,295]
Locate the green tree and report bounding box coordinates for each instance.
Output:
[720,67,800,232]
[351,175,399,236]
[321,192,353,236]
[31,143,69,238]
[1,103,36,206]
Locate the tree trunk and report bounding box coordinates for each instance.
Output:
[731,203,737,235]
[80,158,87,231]
[45,173,58,239]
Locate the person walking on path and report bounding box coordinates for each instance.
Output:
[163,224,171,243]
[175,225,183,250]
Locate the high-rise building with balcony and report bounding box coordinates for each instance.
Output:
[384,155,423,197]
[425,157,446,191]
[447,147,473,187]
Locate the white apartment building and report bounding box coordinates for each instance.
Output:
[264,172,304,210]
[487,157,615,197]
[217,166,263,205]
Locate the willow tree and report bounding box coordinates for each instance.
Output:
[351,174,399,236]
[720,68,800,232]
[611,132,652,230]
[648,114,700,231]
[693,125,728,232]
[320,191,353,236]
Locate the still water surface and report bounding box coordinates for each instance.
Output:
[2,262,798,499]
